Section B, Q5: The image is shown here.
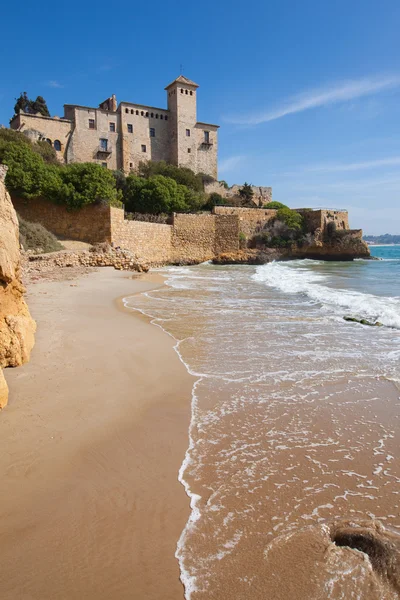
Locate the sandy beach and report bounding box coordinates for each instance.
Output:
[0,268,194,600]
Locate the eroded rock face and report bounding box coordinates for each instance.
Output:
[0,168,36,408]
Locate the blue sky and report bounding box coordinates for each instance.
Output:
[1,0,400,234]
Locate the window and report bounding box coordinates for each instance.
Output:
[127,124,133,133]
[204,131,210,143]
[100,138,108,151]
[109,122,116,132]
[160,115,163,120]
[165,115,168,121]
[125,108,128,114]
[146,112,149,117]
[150,128,155,137]
[181,89,183,93]
[131,109,134,114]
[190,91,193,96]
[141,111,144,116]
[136,110,139,115]
[151,112,154,118]
[89,119,95,129]
[156,114,159,119]
[187,148,191,153]
[186,129,190,137]
[101,162,107,168]
[185,90,188,95]
[46,138,52,145]
[129,162,133,168]
[141,144,146,152]
[54,140,61,151]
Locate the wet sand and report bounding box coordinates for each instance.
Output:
[0,268,194,600]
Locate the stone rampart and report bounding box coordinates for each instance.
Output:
[213,206,277,237]
[110,208,172,265]
[12,197,112,244]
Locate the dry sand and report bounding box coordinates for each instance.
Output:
[0,268,194,600]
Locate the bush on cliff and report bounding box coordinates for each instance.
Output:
[124,174,189,214]
[264,201,288,210]
[137,160,204,192]
[276,207,304,232]
[18,215,64,254]
[203,192,227,210]
[54,163,122,210]
[0,128,58,165]
[2,143,58,199]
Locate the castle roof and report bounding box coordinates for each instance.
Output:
[165,75,199,90]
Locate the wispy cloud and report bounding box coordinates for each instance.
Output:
[283,156,400,176]
[219,155,245,173]
[47,80,64,88]
[225,74,400,125]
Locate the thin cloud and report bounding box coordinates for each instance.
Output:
[283,156,400,176]
[219,155,245,173]
[225,75,400,125]
[47,80,64,88]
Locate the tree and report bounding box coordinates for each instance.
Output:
[56,163,121,209]
[265,201,288,210]
[137,160,203,192]
[14,92,50,117]
[124,174,190,214]
[204,192,226,211]
[2,142,56,199]
[238,182,254,205]
[276,207,304,233]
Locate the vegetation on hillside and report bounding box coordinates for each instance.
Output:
[0,129,122,209]
[18,215,64,254]
[251,206,306,248]
[264,201,288,210]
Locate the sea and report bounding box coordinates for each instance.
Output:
[125,245,400,599]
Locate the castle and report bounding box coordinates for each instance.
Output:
[10,75,219,179]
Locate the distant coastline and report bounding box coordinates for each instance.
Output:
[364,234,400,245]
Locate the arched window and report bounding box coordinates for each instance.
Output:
[190,91,193,96]
[136,110,139,115]
[131,109,134,114]
[185,90,188,95]
[151,112,154,118]
[156,113,159,119]
[54,140,61,151]
[141,111,144,116]
[160,114,163,120]
[46,138,52,145]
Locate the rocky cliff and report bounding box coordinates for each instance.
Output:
[214,229,371,265]
[0,166,36,408]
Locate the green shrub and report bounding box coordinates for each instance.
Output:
[56,163,122,210]
[2,143,53,198]
[33,140,58,165]
[238,182,254,204]
[125,174,189,214]
[265,201,288,210]
[276,207,304,232]
[203,192,226,210]
[18,215,64,254]
[137,160,203,192]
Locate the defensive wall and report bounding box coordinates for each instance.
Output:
[11,200,350,266]
[12,197,112,244]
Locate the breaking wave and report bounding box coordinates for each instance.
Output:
[253,262,400,329]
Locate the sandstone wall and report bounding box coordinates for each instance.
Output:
[13,197,112,244]
[10,113,72,162]
[213,206,278,237]
[297,209,350,232]
[205,182,273,206]
[110,208,172,265]
[0,171,36,408]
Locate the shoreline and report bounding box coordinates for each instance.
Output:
[0,268,194,600]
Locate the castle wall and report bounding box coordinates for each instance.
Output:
[297,209,349,232]
[110,208,172,265]
[119,104,171,173]
[10,113,72,162]
[12,197,112,244]
[65,106,120,170]
[213,206,277,237]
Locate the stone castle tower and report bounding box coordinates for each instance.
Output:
[10,76,219,179]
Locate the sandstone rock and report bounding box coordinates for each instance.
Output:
[0,171,36,409]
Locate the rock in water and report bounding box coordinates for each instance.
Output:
[0,166,36,408]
